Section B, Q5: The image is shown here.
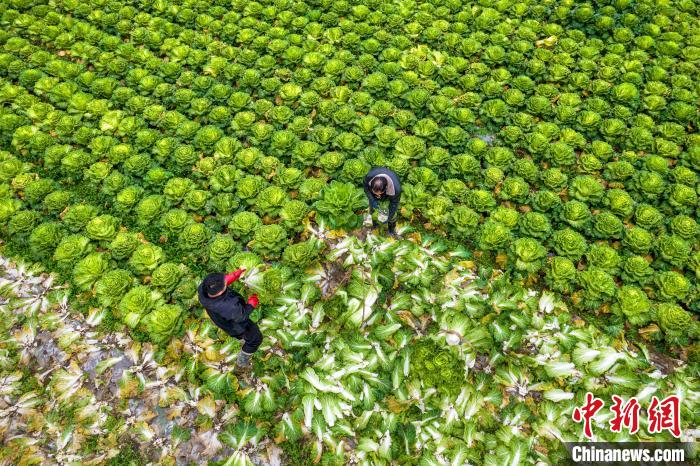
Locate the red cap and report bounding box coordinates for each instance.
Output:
[224,269,245,286]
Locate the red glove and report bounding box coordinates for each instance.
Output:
[247,294,259,308]
[224,269,245,286]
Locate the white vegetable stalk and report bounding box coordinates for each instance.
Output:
[543,389,575,402]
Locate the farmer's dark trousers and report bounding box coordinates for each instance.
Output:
[228,320,263,353]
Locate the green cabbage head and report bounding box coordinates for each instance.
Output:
[621,256,654,285]
[622,227,653,255]
[282,240,321,270]
[118,285,165,328]
[545,256,577,293]
[255,186,288,217]
[227,251,263,272]
[519,212,552,240]
[141,304,184,343]
[511,238,547,273]
[578,267,617,310]
[151,263,186,294]
[478,220,511,252]
[62,204,100,232]
[228,211,262,242]
[655,235,691,269]
[313,181,366,230]
[586,244,621,275]
[569,175,604,204]
[73,252,109,291]
[654,271,690,302]
[208,234,239,266]
[410,339,465,396]
[179,223,211,251]
[280,200,309,232]
[95,269,134,308]
[551,228,588,261]
[160,209,193,234]
[53,234,93,267]
[612,286,652,326]
[109,232,141,260]
[656,303,694,342]
[129,244,164,275]
[448,206,480,239]
[669,215,698,241]
[86,214,120,242]
[29,222,64,258]
[249,224,288,260]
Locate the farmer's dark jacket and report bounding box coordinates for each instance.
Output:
[363,167,402,222]
[197,284,255,336]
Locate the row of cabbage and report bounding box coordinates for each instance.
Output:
[0,0,698,348]
[1,236,697,464]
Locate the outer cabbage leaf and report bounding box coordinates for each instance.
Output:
[313,181,366,230]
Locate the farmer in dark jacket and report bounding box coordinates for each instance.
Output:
[197,269,261,370]
[363,167,402,237]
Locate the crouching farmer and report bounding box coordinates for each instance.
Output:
[363,167,402,237]
[197,269,261,371]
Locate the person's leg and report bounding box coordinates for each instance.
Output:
[241,321,263,354]
[388,219,396,236]
[235,321,263,368]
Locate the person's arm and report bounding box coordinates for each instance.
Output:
[242,294,258,319]
[224,269,245,286]
[387,192,400,221]
[241,303,255,320]
[213,293,252,323]
[363,176,378,212]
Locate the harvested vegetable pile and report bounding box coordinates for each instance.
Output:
[0,0,698,464]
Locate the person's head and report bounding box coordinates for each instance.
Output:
[202,273,226,298]
[370,177,387,198]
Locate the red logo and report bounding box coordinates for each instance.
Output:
[610,395,641,435]
[572,392,605,439]
[647,395,681,438]
[573,394,682,438]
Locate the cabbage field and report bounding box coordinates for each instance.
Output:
[0,0,699,464]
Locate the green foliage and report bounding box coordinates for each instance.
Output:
[654,271,691,302]
[105,442,145,466]
[478,220,511,252]
[656,303,694,342]
[314,181,365,230]
[53,234,92,267]
[118,286,164,328]
[546,257,577,293]
[70,252,109,291]
[511,238,547,273]
[86,215,120,242]
[283,240,320,270]
[578,268,617,310]
[95,269,133,308]
[128,244,164,276]
[141,304,184,343]
[612,286,652,326]
[249,224,288,260]
[179,223,211,251]
[109,232,140,261]
[410,339,465,396]
[551,228,588,261]
[151,263,186,294]
[0,2,699,462]
[228,211,262,242]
